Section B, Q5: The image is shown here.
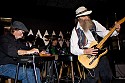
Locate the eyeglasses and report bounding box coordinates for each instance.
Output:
[18,30,25,33]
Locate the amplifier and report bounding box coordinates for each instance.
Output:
[115,64,125,78]
[112,79,125,83]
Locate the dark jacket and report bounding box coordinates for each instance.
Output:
[0,33,27,65]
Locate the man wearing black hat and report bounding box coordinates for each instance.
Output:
[0,21,41,83]
[70,6,121,83]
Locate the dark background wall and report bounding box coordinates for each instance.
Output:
[0,0,125,68]
[0,0,125,45]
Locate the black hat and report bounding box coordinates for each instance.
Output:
[12,21,29,32]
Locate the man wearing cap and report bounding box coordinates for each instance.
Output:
[0,21,41,83]
[70,6,121,83]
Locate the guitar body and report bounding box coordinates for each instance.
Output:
[78,17,125,69]
[78,41,108,69]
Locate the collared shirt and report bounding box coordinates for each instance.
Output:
[70,20,118,55]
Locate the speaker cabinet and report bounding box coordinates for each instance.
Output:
[112,79,125,83]
[115,64,125,78]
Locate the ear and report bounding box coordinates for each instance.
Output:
[78,17,80,19]
[78,17,82,21]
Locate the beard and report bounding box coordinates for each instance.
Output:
[80,19,94,32]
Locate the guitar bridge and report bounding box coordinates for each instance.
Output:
[89,56,97,65]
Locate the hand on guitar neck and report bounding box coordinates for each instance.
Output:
[114,22,121,32]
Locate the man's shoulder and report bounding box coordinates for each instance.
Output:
[92,19,97,22]
[0,34,14,42]
[92,19,101,26]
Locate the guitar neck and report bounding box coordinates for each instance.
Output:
[96,17,125,49]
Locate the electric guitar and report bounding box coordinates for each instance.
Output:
[78,17,125,69]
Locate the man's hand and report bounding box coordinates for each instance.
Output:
[39,50,51,56]
[115,22,121,32]
[18,48,39,55]
[27,48,39,54]
[84,47,98,56]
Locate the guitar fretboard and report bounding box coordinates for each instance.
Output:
[96,17,125,49]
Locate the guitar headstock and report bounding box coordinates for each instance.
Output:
[117,17,125,25]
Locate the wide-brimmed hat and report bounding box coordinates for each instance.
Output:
[11,21,29,32]
[75,6,92,17]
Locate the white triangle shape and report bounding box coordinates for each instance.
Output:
[43,30,49,45]
[36,30,42,38]
[28,29,34,36]
[52,30,56,35]
[59,31,64,47]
